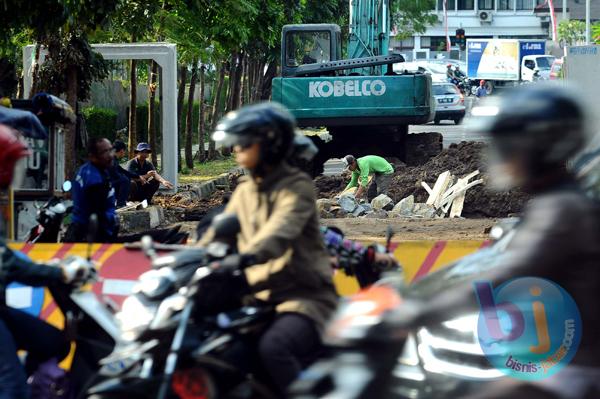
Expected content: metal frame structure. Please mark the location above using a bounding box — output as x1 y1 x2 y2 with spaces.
22 43 178 188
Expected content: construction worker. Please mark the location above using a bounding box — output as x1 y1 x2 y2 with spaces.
109 140 140 208
342 154 394 201
126 142 174 203
475 80 487 98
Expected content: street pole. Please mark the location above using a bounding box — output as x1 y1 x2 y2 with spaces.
562 0 566 20
586 0 591 44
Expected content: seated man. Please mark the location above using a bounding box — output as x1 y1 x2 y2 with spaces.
125 142 174 203
108 140 140 208
342 154 394 202
64 137 118 243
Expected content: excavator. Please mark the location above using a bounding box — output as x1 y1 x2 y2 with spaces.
272 0 434 174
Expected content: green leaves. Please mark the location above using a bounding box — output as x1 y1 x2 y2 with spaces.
392 0 437 40
558 20 586 46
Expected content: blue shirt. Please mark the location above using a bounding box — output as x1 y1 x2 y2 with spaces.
72 162 117 236
475 86 487 98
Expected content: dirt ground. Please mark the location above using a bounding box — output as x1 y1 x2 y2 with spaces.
321 217 495 242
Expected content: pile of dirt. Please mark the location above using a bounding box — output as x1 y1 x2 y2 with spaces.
155 189 230 224
317 141 529 218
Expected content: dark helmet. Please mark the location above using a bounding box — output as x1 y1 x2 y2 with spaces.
212 102 296 166
467 83 587 175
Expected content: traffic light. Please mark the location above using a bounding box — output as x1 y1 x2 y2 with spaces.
455 28 466 49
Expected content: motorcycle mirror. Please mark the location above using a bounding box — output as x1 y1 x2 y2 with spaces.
62 180 72 193
385 226 394 253
87 214 98 261
211 213 240 240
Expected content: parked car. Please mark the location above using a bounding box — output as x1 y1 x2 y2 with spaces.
432 82 465 125
550 58 563 80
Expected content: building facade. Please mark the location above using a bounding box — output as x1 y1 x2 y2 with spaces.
390 0 600 60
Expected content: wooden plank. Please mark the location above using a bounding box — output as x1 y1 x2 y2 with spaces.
421 182 433 196
439 179 484 209
425 171 452 207
449 179 468 218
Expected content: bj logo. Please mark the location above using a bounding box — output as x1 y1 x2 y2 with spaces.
474 277 581 380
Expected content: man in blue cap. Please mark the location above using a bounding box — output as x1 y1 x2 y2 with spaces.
125 142 174 203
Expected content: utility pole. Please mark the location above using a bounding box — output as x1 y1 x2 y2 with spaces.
586 0 591 44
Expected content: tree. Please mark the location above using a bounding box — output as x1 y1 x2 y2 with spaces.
185 59 198 169
392 0 438 40
558 20 586 46
148 60 159 165
197 64 206 162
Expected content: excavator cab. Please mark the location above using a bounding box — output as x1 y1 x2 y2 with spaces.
281 24 341 77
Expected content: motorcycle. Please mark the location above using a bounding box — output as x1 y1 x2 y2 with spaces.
26 180 188 244
290 219 519 398
86 213 281 399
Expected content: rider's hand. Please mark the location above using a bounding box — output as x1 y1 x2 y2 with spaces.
374 252 397 268
60 256 97 286
210 254 257 274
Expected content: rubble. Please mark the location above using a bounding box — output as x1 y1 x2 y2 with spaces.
371 194 394 211
352 204 368 217
339 195 358 213
365 210 389 219
391 195 415 217
317 141 529 218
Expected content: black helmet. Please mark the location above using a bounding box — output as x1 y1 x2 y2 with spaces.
212 102 296 166
467 84 587 173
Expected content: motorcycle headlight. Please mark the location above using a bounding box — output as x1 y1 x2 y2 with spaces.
117 295 157 341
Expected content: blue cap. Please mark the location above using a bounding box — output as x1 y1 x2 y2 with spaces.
134 142 151 152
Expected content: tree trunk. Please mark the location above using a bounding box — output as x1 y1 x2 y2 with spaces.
209 63 226 160
232 51 244 110
259 61 277 100
197 64 206 163
64 66 78 180
176 65 188 172
148 61 159 165
185 60 198 170
239 53 247 106
128 59 138 159
226 51 237 112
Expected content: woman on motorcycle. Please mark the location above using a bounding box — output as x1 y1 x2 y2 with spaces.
199 102 338 394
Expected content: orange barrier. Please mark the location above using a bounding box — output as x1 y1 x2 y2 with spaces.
8 241 488 328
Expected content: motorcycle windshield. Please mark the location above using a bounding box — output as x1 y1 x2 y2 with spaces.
0 107 47 139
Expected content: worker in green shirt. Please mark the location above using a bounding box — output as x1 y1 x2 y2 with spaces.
341 154 394 201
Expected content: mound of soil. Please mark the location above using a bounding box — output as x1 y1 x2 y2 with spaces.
318 141 529 218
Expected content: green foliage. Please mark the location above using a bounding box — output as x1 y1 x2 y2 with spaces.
558 20 586 46
178 156 237 183
82 106 118 140
38 34 109 101
393 0 437 40
592 22 600 44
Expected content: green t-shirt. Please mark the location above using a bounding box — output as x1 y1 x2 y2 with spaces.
345 155 394 190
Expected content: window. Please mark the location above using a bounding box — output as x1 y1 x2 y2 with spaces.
524 59 535 69
285 31 331 67
478 0 494 9
498 0 514 10
516 0 534 9
536 56 555 69
437 0 456 10
433 84 460 95
458 0 475 10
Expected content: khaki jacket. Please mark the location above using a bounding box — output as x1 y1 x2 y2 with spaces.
200 163 338 331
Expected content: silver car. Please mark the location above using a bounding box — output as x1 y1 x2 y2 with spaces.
433 83 466 125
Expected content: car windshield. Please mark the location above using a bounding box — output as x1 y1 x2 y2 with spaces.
536 56 555 70
433 85 457 95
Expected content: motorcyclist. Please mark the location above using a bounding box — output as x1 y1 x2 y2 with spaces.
0 125 94 399
446 64 457 84
200 102 338 394
454 65 466 79
392 83 600 398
